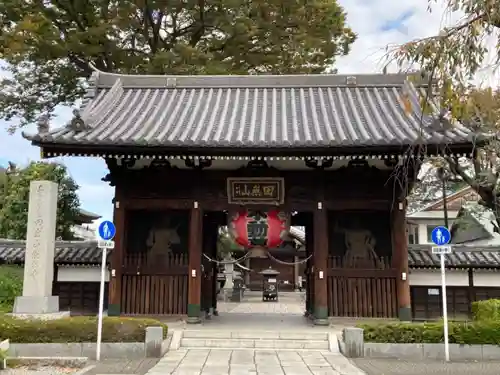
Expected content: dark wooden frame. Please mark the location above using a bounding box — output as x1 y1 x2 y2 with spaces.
103 158 415 319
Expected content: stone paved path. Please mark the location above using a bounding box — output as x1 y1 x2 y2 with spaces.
352 358 500 374
145 349 364 375
217 292 305 315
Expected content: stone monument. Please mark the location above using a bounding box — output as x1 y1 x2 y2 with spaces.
12 180 69 318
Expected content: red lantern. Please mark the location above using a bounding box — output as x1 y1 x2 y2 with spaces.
229 210 289 249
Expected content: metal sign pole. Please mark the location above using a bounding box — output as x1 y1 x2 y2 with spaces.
96 246 107 361
431 226 452 363
440 252 450 362
95 220 116 362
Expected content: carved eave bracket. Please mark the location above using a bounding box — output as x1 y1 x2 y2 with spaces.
184 158 212 169
304 158 334 170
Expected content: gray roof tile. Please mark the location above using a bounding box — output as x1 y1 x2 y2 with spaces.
1 240 498 269
408 244 500 268
0 240 109 264
25 73 474 149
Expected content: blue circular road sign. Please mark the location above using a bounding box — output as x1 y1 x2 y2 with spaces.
97 220 116 241
431 226 451 246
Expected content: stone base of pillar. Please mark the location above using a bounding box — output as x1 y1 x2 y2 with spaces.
107 303 120 316
398 306 412 321
12 296 65 315
187 303 201 324
313 318 329 326
314 306 329 326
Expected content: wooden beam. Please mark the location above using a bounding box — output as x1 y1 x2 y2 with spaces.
313 189 329 325
187 202 203 324
305 218 314 317
391 200 411 321
108 193 126 316
467 268 474 318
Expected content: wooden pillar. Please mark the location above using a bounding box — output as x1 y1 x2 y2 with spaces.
313 202 329 325
187 201 203 324
467 268 474 318
392 200 411 321
108 196 126 316
202 218 217 317
305 215 314 316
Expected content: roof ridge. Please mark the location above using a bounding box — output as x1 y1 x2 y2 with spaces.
94 72 421 89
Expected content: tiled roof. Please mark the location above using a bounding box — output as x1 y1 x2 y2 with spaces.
23 73 474 150
408 244 500 268
0 240 110 265
2 240 497 269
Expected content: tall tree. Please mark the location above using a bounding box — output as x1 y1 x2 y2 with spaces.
0 162 80 240
387 0 500 229
0 0 356 129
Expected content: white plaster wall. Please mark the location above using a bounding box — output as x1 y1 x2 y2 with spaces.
409 269 468 286
473 270 500 287
57 267 110 282
410 269 500 286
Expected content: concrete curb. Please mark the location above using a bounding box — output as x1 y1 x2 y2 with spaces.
364 342 500 361
328 333 340 353
339 327 500 361
6 326 169 360
0 339 9 351
8 340 171 359
169 330 183 351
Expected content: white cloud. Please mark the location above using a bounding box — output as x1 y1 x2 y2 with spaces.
335 0 489 76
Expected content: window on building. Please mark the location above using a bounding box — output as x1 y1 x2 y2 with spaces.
407 225 419 244
426 225 440 242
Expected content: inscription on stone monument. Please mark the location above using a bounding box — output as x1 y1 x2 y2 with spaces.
22 181 57 297
28 184 45 281
13 180 62 315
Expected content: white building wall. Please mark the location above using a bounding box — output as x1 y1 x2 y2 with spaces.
473 270 500 287
409 269 468 286
409 269 500 286
57 267 109 282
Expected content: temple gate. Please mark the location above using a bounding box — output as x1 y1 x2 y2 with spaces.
23 72 473 323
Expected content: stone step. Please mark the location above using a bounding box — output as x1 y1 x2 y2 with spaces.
182 330 329 341
180 338 330 350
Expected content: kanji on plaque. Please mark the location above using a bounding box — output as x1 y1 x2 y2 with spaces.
227 177 284 205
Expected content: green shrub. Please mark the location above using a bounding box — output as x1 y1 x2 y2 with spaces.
0 315 168 343
358 320 500 345
472 299 500 321
0 266 23 313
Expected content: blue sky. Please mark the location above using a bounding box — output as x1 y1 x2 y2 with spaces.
0 117 114 220
0 2 467 221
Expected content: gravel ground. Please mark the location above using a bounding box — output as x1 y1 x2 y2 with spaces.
84 359 160 375
352 358 500 375
0 365 80 375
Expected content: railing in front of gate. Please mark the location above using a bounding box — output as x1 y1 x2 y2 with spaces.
327 256 398 318
121 252 188 315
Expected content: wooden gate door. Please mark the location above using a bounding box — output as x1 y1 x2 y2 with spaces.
121 253 189 315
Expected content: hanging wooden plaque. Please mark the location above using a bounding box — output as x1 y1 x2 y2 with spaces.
227 177 285 205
